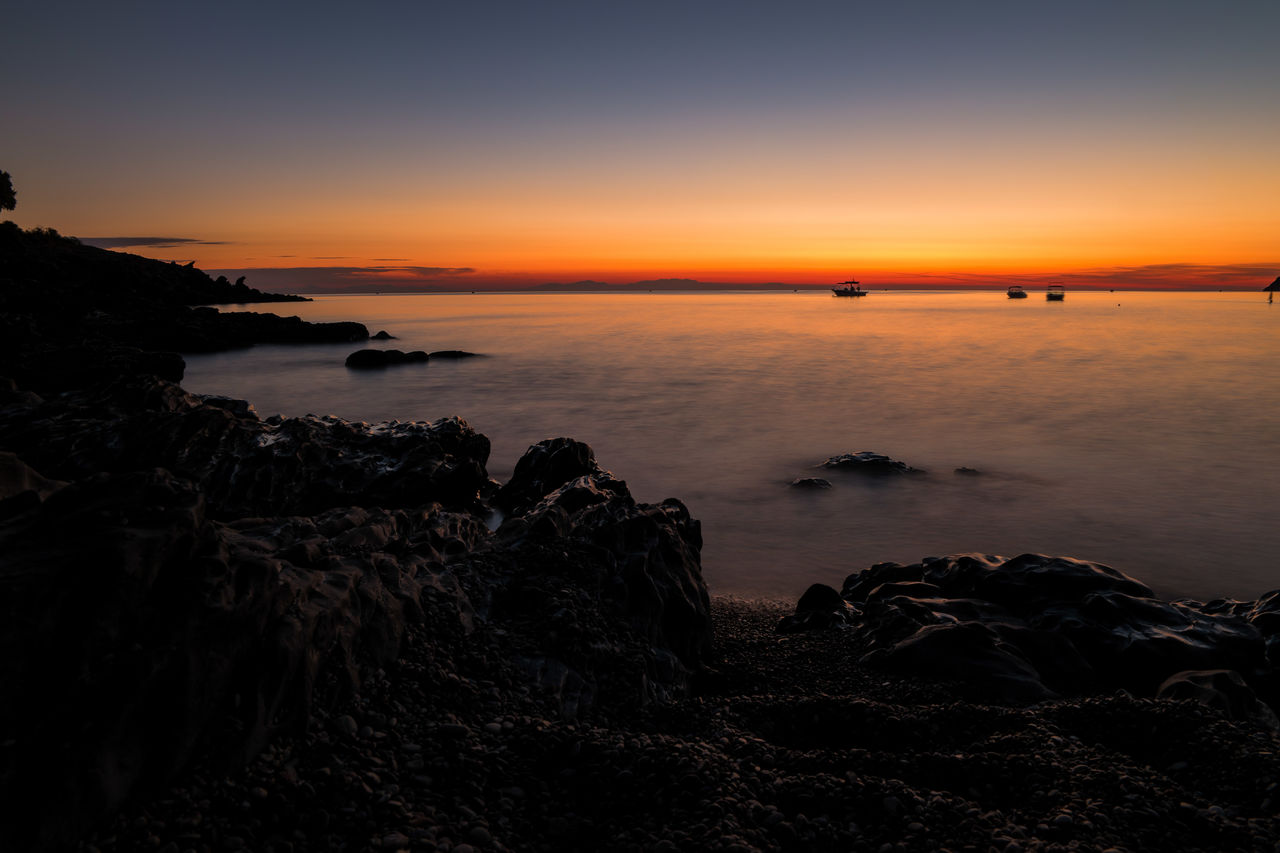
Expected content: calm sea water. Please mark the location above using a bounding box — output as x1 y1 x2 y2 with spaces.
183 291 1280 601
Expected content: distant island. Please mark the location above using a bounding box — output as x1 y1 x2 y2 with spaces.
528 278 819 291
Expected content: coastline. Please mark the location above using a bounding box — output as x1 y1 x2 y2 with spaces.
2 230 1279 851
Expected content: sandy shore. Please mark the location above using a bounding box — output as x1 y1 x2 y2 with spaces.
83 597 1280 853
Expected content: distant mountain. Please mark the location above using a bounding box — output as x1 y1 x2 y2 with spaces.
528 280 616 291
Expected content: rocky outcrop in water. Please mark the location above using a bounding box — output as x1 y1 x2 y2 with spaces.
822 451 919 474
345 348 430 369
779 553 1280 715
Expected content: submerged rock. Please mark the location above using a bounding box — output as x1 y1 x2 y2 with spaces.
822 451 919 474
344 348 430 369
790 477 832 489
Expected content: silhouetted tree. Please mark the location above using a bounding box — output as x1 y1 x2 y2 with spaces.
0 171 14 213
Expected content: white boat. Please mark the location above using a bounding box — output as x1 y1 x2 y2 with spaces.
1046 284 1065 301
1007 285 1027 299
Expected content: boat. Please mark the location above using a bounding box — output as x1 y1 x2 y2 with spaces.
1046 284 1065 301
832 278 867 297
1007 286 1027 299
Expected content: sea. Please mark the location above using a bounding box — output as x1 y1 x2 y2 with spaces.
182 290 1280 602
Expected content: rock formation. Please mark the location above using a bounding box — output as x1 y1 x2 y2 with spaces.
779 553 1280 715
0 375 712 849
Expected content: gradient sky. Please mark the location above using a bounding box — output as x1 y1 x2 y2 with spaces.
5 0 1279 290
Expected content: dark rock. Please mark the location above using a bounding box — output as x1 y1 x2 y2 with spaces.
0 451 66 520
428 350 481 359
1157 669 1280 729
0 375 491 518
777 583 855 633
796 583 845 613
783 552 1277 709
789 477 832 489
0 466 486 849
371 330 396 340
954 466 981 475
344 348 429 369
863 621 1056 703
821 451 919 474
486 439 712 712
494 437 600 517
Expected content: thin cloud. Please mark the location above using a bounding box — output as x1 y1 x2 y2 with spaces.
904 264 1279 289
206 265 476 294
79 236 232 249
1063 263 1280 289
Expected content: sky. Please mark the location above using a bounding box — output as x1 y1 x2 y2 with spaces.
5 0 1279 291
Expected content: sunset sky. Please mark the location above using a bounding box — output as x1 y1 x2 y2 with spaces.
6 0 1279 290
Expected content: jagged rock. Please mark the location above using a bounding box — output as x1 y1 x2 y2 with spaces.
494 437 600 517
822 451 919 474
0 374 491 518
345 348 429 369
484 439 712 714
781 553 1277 709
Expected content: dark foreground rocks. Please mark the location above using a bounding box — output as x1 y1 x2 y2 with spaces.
0 378 710 850
82 599 1280 853
779 553 1280 723
2 377 1278 851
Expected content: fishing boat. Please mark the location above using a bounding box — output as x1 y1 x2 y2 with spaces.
1046 284 1065 301
833 278 867 297
1007 285 1027 299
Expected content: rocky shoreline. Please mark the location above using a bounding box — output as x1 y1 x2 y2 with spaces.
80 596 1280 852
2 228 1278 851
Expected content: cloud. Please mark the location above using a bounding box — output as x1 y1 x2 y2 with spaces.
78 236 232 249
1063 263 1280 288
907 264 1279 289
205 265 476 293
